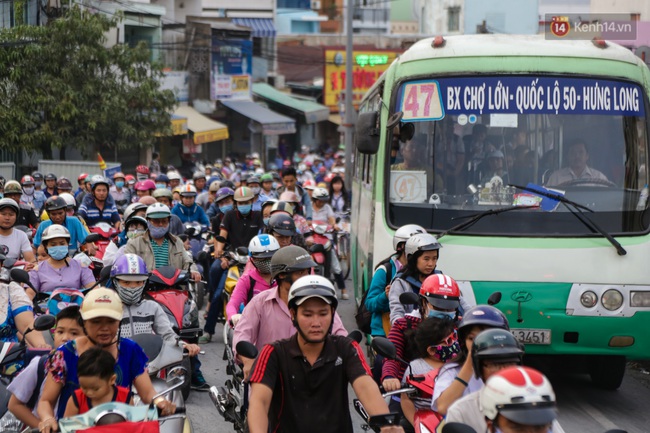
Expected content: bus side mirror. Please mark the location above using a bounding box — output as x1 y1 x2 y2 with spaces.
355 111 380 155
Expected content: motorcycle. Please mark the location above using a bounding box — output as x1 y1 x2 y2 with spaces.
308 221 333 278
0 314 55 432
212 236 249 323
130 333 190 431
184 222 208 310
209 339 258 433
334 213 351 280
354 336 442 433
87 222 119 260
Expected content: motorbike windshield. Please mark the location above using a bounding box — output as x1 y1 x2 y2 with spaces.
386 75 650 236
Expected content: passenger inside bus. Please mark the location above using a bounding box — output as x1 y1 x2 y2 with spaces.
545 140 609 187
434 122 465 194
392 133 443 194
480 150 510 185
463 124 496 185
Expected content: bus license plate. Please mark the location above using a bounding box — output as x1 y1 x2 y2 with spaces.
512 329 551 345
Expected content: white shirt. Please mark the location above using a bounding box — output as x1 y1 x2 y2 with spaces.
431 362 483 412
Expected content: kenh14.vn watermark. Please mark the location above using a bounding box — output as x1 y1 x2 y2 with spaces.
545 14 637 40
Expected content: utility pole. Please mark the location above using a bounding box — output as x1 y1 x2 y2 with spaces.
343 0 355 190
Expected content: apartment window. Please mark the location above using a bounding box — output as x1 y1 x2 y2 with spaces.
448 7 460 32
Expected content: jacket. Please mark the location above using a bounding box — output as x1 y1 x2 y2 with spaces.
78 192 120 227
364 256 400 336
123 231 197 274
171 203 210 226
225 267 276 320
120 299 180 346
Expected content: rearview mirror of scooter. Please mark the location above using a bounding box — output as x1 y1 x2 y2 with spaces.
399 291 420 306
236 341 259 359
83 233 101 244
10 268 32 287
487 291 502 306
309 244 325 253
198 251 208 262
442 422 478 433
34 314 56 331
371 337 397 360
348 329 363 343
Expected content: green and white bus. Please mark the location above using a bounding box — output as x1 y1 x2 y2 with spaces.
351 34 650 389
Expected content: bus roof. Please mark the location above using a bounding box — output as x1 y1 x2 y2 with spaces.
398 34 642 66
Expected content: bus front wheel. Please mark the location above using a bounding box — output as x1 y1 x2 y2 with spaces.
589 355 626 390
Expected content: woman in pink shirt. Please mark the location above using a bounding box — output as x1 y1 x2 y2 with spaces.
226 234 280 325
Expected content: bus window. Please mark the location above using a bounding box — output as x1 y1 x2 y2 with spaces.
386 75 650 235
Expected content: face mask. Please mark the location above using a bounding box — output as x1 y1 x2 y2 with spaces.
115 181 125 188
219 203 233 213
48 245 69 261
156 183 166 189
432 341 461 362
428 310 456 320
238 204 252 215
147 222 169 239
126 229 145 239
115 280 145 306
23 186 34 195
251 187 261 195
263 217 270 226
35 181 42 188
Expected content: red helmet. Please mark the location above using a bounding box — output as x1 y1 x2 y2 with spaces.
420 274 461 310
77 173 89 182
136 165 150 175
125 174 135 184
324 173 335 183
283 159 291 167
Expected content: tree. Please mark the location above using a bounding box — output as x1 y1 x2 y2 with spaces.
0 6 176 159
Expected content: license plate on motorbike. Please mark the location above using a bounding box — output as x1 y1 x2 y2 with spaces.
512 329 551 345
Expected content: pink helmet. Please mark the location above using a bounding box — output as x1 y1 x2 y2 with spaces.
135 179 156 191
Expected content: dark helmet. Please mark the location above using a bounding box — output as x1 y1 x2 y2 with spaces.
220 180 236 190
268 213 296 237
270 245 317 280
32 171 43 181
56 177 73 191
44 196 67 212
44 173 57 181
458 305 510 333
471 328 524 378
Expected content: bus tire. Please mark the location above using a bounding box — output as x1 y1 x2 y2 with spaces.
589 355 626 390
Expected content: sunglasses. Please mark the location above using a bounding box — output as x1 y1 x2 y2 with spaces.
431 331 458 348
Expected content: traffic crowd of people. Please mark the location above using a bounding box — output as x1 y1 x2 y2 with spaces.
0 148 563 433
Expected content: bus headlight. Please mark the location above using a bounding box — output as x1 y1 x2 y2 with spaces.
631 291 650 307
601 289 624 311
580 291 598 308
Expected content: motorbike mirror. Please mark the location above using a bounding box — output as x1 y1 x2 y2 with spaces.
399 291 420 306
348 329 363 344
215 235 227 244
3 258 16 268
10 268 31 286
197 251 208 262
371 337 397 360
95 410 127 426
236 341 259 359
83 233 101 244
235 246 249 256
487 291 502 306
442 423 478 433
34 314 56 331
309 244 325 254
99 265 113 284
166 365 187 384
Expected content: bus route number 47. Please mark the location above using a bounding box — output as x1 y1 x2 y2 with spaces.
401 81 445 121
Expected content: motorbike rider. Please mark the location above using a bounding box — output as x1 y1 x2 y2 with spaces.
135 164 150 181
267 213 297 248
276 166 313 221
74 174 88 199
206 186 234 220
33 196 90 256
133 179 156 202
259 173 277 201
152 188 184 235
366 224 426 338
171 184 210 226
0 198 37 264
432 305 511 416
102 215 148 267
245 175 265 211
112 254 208 391
56 178 73 196
32 172 44 191
233 245 347 379
247 274 403 433
37 288 176 428
192 170 207 194
77 175 121 229
74 176 92 207
480 366 559 433
167 171 182 189
20 175 46 214
27 225 95 298
225 234 280 327
196 178 219 211
109 171 132 212
123 203 200 281
154 173 169 190
43 173 58 199
4 180 39 229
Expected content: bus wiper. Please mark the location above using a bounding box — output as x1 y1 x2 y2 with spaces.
508 184 627 256
437 205 537 240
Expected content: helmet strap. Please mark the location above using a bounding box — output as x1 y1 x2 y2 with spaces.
84 326 120 348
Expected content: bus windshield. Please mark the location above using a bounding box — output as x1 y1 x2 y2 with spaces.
387 75 650 236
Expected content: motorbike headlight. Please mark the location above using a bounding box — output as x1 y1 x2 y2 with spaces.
601 289 624 311
580 291 598 308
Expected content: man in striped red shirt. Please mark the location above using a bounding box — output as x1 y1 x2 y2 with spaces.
247 275 403 433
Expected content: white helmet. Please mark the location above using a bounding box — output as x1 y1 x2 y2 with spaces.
481 366 557 425
59 193 76 208
393 224 426 250
404 233 441 259
248 234 280 259
146 203 171 219
312 187 330 201
124 202 148 222
288 275 338 310
167 171 182 181
41 224 71 242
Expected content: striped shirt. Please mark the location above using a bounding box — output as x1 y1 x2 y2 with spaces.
151 238 170 269
78 201 120 227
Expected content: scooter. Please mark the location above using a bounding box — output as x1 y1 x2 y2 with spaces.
209 340 258 433
184 222 208 311
213 236 249 322
87 222 119 260
308 221 332 278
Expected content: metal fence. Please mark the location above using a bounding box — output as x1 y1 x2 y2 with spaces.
0 163 15 180
38 161 120 182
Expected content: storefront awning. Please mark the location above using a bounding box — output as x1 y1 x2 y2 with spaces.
232 18 276 38
328 114 341 125
252 83 330 124
174 106 229 144
220 99 296 135
171 114 188 135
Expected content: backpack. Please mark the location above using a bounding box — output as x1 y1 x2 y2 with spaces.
26 355 48 410
355 262 395 334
